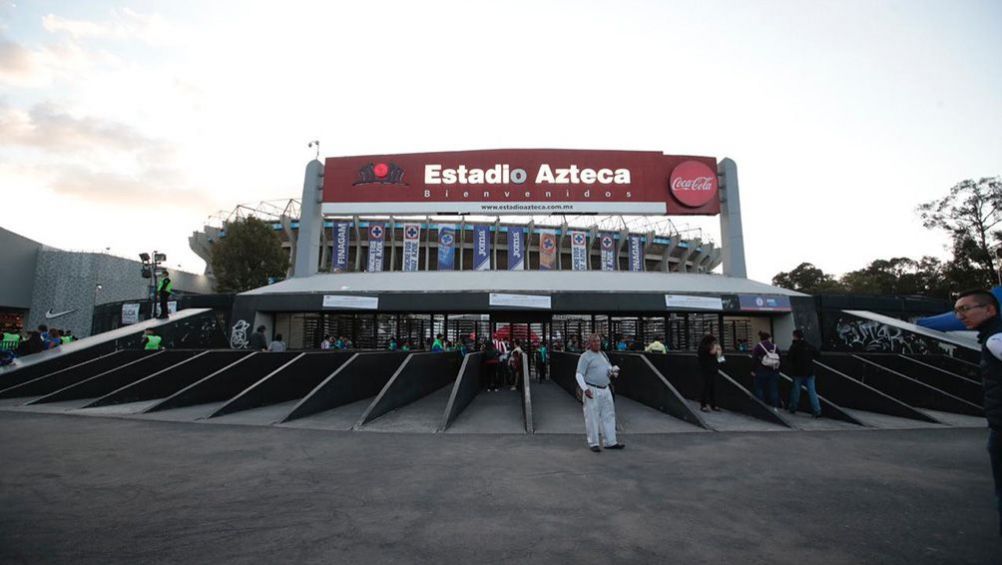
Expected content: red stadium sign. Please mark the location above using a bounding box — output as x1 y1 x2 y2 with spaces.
321 149 719 216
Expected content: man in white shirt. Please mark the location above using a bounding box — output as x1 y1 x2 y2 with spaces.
575 333 624 452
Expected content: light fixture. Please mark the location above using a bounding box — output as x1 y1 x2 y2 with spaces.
139 252 150 262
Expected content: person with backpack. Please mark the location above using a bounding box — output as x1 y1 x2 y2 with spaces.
752 331 782 411
787 329 822 418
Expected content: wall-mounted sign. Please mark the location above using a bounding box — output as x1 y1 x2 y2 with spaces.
665 294 723 311
739 295 792 312
121 303 140 325
321 149 719 216
489 293 552 309
322 295 379 310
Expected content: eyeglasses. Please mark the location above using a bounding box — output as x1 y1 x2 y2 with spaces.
954 303 988 315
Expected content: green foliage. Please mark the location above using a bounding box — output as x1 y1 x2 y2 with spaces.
771 262 844 293
210 217 290 293
773 176 1001 298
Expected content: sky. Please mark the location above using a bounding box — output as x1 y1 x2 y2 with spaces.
1 0 1000 283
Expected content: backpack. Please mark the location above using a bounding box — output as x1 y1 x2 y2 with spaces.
760 344 781 370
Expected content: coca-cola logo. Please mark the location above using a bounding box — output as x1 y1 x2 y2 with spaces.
669 160 718 208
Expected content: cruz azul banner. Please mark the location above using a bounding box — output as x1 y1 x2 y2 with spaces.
438 225 456 271
508 227 525 271
473 225 491 271
332 221 351 273
628 235 644 272
367 222 385 272
570 231 588 271
539 230 557 270
599 232 616 272
321 149 719 216
402 223 420 272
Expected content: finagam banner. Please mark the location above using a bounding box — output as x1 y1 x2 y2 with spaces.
321 149 719 216
332 222 351 273
628 235 643 272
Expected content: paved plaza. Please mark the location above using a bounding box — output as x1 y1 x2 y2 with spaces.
0 410 998 564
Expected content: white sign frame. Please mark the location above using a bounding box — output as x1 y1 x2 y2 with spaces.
489 293 552 310
322 295 379 310
664 294 723 311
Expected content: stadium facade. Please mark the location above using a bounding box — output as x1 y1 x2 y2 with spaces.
190 149 811 352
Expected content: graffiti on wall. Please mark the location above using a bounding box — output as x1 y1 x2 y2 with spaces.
229 320 250 349
831 316 953 355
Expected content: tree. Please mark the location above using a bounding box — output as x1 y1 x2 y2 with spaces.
210 217 290 292
840 256 949 297
918 176 1002 288
772 262 844 293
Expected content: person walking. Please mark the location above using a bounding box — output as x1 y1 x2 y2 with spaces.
575 333 624 452
432 333 445 352
787 329 821 418
535 342 548 383
249 325 268 352
697 334 722 412
157 271 173 319
509 340 524 391
954 289 1002 536
268 333 287 352
752 331 781 410
482 340 501 391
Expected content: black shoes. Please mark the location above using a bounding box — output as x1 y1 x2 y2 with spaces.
590 446 601 453
605 444 625 450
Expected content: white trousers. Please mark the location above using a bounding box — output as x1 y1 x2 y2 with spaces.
583 386 618 447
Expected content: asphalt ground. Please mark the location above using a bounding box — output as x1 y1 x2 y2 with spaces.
0 411 998 564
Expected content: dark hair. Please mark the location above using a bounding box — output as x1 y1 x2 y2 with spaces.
758 331 771 340
793 329 804 339
274 333 283 341
699 334 717 349
256 325 266 332
957 289 1000 315
38 324 48 332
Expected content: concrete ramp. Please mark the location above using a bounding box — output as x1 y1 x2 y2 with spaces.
859 354 983 406
84 351 252 408
647 353 791 429
607 352 707 429
0 308 216 380
355 352 463 429
280 352 409 424
29 351 196 404
821 354 982 417
0 351 151 399
208 352 353 420
145 352 298 413
441 352 484 431
813 360 941 423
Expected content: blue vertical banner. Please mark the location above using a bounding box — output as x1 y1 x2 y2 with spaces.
508 227 525 271
473 225 491 271
570 231 588 271
628 235 644 272
367 222 385 272
438 225 456 271
332 221 351 273
599 232 616 272
403 223 420 272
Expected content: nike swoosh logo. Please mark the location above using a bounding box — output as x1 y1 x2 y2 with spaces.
45 308 77 319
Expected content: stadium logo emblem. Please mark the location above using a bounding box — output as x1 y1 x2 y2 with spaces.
542 238 556 251
353 161 407 186
405 225 420 239
369 224 384 239
572 233 586 246
441 232 454 246
601 235 614 249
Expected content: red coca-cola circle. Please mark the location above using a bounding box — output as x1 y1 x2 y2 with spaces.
669 161 718 208
373 163 389 178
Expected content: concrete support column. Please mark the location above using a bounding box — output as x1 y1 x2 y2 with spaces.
718 158 747 278
293 160 324 278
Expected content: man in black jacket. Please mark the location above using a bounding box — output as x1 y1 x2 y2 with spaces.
954 288 1002 536
787 329 821 418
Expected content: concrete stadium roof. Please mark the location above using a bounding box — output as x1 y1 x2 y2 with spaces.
241 271 806 297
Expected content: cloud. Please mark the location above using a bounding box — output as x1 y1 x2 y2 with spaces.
0 32 111 87
42 9 180 45
44 163 211 209
0 101 166 153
